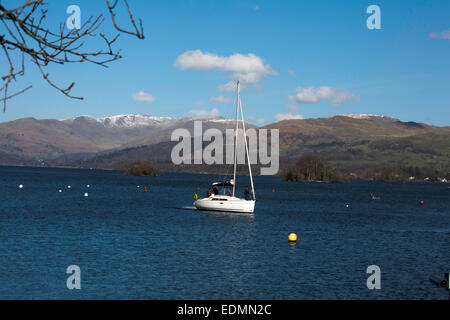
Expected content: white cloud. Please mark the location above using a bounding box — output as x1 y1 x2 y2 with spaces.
188 108 220 118
274 104 304 122
247 116 266 125
218 81 239 92
132 91 156 103
429 29 450 40
209 96 234 104
429 29 450 39
288 86 360 105
174 50 276 91
274 113 304 121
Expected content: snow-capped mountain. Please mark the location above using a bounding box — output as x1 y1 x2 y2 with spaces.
340 114 399 122
64 114 176 128
98 114 175 128
202 118 236 123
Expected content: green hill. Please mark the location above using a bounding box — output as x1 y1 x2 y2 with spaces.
66 116 450 180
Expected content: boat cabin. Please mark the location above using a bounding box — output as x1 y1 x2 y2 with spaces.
210 181 233 197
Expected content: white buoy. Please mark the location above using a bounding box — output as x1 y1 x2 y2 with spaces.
67 185 71 189
58 189 62 193
346 204 350 208
19 184 24 189
84 193 88 197
137 185 140 188
87 185 90 188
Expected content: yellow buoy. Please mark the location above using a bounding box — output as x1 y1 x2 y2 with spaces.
194 193 198 200
288 233 298 242
193 202 196 206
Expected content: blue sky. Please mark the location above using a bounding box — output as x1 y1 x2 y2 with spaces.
2 0 449 125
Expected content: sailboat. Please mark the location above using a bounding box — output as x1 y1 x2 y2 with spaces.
194 81 256 214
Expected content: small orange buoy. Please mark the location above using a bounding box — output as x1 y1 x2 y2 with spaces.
420 200 424 205
272 189 275 193
144 186 148 192
197 187 200 191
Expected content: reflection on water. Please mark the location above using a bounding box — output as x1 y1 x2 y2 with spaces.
197 210 256 218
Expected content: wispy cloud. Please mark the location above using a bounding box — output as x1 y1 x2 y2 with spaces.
274 113 304 121
275 105 303 122
174 50 276 91
429 29 450 40
132 91 156 103
188 108 220 118
288 86 360 106
209 96 234 104
218 82 238 92
254 5 260 11
288 70 296 77
247 116 266 125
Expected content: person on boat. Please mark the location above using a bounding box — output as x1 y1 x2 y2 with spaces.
244 186 250 200
213 186 219 195
206 188 212 197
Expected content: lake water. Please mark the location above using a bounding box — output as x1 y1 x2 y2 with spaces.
0 166 449 299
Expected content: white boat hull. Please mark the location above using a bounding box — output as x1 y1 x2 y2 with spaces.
194 196 255 214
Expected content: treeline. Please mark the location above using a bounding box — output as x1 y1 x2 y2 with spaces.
281 154 450 183
281 154 349 183
125 161 161 176
374 165 449 183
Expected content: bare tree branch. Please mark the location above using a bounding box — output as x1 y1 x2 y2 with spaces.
106 0 144 39
0 0 145 111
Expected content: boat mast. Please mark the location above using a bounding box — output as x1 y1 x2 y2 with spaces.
232 81 240 197
239 97 256 200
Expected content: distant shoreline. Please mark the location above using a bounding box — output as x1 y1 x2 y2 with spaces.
1 164 449 184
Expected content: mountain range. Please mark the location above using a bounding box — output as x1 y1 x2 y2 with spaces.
0 113 449 177
0 114 255 164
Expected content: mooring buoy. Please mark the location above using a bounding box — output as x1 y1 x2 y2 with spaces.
288 233 298 242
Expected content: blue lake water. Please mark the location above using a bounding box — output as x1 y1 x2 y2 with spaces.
0 166 449 299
